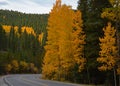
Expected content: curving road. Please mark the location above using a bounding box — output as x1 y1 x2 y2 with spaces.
0 74 93 86
0 76 8 86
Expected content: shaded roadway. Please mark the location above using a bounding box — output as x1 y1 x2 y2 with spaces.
1 74 94 86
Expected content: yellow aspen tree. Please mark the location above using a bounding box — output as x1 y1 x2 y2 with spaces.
5 64 12 74
73 11 86 72
2 25 36 36
19 61 28 73
97 22 117 71
117 68 120 74
38 32 44 45
21 26 36 36
101 1 120 73
42 0 86 81
11 60 19 73
2 25 11 33
58 4 75 80
42 0 61 80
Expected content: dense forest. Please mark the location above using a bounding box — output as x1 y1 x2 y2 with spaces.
0 10 48 74
0 0 120 86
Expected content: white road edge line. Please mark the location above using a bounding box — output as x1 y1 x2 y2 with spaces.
21 76 48 86
3 76 14 86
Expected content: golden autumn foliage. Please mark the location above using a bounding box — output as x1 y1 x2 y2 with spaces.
2 25 44 43
2 25 36 36
33 67 38 74
101 8 116 21
3 60 39 74
5 64 12 73
42 0 62 79
28 63 38 73
19 61 28 72
97 23 117 71
117 67 120 74
38 32 44 45
2 25 12 33
21 26 36 36
42 0 86 80
73 10 86 72
57 4 75 80
11 60 19 73
101 0 120 22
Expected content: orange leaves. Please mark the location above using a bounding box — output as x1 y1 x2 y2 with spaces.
2 25 44 43
101 8 116 21
97 56 116 71
103 22 116 37
42 0 86 80
38 32 44 45
72 10 86 72
97 22 117 71
3 25 18 33
19 61 28 71
117 67 120 75
11 60 19 72
98 65 108 71
101 0 120 22
43 0 73 80
2 25 36 36
5 64 12 73
73 10 83 28
2 25 11 33
21 26 36 36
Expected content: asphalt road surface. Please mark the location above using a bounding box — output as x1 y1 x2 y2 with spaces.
0 76 7 86
0 74 94 86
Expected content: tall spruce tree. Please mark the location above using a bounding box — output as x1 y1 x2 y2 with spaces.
77 0 112 84
77 0 88 21
0 24 7 51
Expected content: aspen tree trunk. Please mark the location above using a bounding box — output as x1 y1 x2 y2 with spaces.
113 68 117 86
58 56 60 81
87 67 90 84
115 0 120 85
116 21 120 86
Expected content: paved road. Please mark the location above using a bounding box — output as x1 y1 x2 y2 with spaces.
0 76 8 86
1 74 94 86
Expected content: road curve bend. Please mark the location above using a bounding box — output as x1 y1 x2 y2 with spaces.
1 74 94 86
